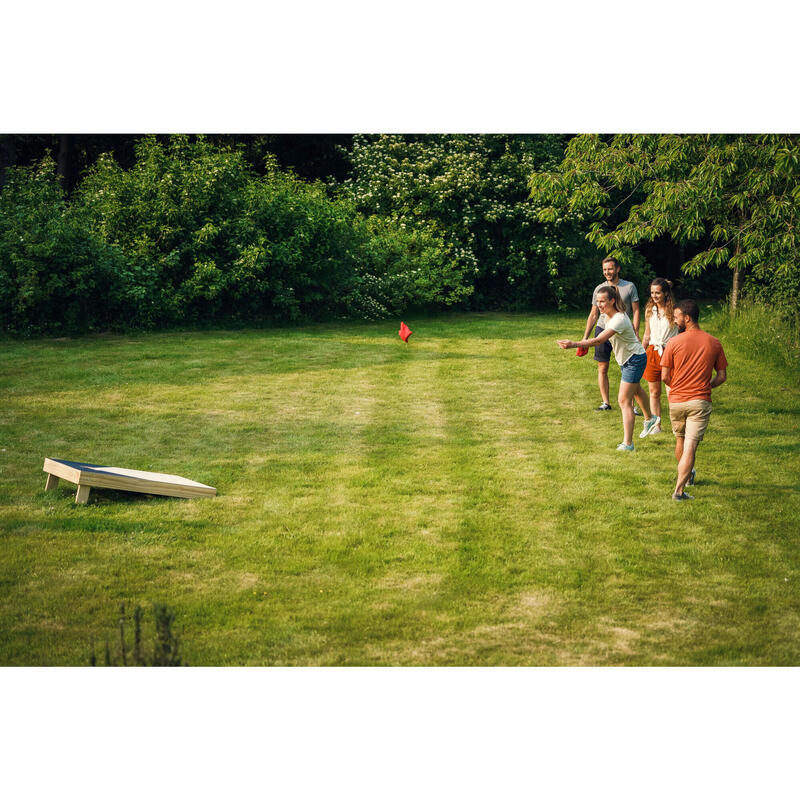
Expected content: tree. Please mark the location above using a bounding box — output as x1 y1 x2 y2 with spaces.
528 134 800 324
341 134 610 310
2 134 352 190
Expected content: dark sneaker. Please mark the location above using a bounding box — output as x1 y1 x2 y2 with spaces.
687 468 696 486
672 492 694 501
633 406 643 416
595 403 613 411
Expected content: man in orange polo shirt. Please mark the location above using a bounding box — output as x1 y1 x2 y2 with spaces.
660 299 728 501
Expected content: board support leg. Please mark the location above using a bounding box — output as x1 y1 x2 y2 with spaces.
45 473 60 491
75 485 91 504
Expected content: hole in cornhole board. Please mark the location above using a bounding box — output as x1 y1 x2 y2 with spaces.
43 457 217 505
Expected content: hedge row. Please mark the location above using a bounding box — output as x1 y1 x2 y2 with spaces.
1 137 453 335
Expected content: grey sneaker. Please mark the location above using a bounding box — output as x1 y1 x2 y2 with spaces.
596 402 613 411
633 406 643 417
672 492 694 501
639 416 659 438
616 442 635 451
687 468 696 486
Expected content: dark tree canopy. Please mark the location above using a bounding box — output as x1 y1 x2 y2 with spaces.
529 134 800 321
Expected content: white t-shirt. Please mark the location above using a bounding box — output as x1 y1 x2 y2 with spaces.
648 305 678 354
606 312 646 366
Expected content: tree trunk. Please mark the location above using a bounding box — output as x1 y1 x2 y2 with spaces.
731 263 742 314
56 134 75 193
730 209 746 315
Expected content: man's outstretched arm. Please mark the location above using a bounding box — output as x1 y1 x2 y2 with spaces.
583 305 599 341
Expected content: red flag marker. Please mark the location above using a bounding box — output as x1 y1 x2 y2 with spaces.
399 321 413 342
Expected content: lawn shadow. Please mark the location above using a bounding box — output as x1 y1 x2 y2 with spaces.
91 489 183 506
43 486 190 506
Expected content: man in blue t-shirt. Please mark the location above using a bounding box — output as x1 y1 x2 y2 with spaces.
580 257 641 411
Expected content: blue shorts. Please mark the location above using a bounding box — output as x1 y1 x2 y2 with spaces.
593 325 612 362
620 352 647 383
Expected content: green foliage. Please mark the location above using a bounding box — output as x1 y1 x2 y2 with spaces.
91 603 184 666
1 136 458 334
226 162 441 322
0 158 131 335
342 134 602 310
77 136 256 327
76 135 464 326
709 300 800 381
14 134 795 336
529 134 800 320
341 214 452 318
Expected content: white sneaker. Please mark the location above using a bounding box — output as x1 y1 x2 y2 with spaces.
639 416 660 438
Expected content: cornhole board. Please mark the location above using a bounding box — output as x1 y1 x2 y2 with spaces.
43 458 217 505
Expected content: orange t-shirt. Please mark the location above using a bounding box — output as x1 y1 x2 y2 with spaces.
660 328 728 403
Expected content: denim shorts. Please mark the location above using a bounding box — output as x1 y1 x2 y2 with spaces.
620 352 647 383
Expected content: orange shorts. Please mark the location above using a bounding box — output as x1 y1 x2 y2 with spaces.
643 345 664 383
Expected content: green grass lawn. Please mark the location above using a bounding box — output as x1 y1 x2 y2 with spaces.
1 311 799 665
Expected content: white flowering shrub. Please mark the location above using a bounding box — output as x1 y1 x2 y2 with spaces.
341 134 602 310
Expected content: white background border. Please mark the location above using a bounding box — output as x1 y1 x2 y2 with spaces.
2 3 797 796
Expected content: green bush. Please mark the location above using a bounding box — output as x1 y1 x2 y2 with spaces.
2 135 632 335
342 214 458 319
74 136 448 327
229 166 367 321
0 158 131 335
76 135 254 327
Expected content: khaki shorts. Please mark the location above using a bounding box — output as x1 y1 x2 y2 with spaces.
669 399 713 441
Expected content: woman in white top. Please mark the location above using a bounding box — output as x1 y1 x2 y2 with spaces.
558 285 656 450
641 278 679 436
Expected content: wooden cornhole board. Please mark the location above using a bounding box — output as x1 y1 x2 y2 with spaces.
43 458 217 504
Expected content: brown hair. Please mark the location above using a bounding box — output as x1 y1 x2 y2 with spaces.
596 285 626 315
676 298 700 322
601 257 620 270
645 277 675 322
